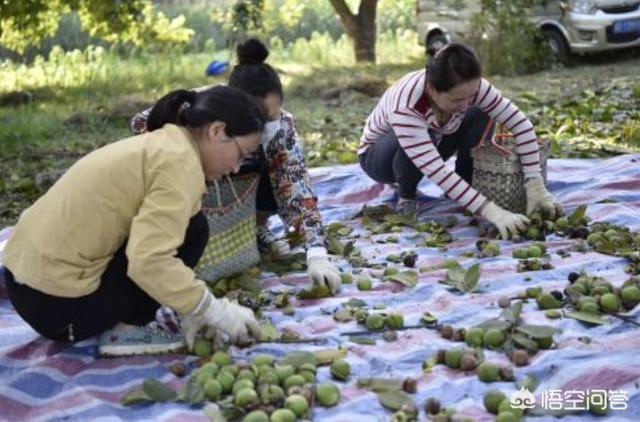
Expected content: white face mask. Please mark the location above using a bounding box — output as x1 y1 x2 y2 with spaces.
260 120 280 145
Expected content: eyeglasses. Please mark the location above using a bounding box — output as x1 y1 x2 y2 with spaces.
232 137 254 165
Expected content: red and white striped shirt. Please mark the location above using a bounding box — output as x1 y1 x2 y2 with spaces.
359 69 541 213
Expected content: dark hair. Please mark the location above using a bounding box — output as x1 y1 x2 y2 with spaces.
146 85 265 136
426 42 482 92
228 38 283 100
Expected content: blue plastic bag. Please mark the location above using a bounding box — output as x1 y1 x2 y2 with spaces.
205 60 229 76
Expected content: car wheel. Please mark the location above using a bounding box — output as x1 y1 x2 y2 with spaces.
427 33 448 57
543 28 570 63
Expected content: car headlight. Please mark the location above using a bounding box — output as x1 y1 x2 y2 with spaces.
569 0 598 14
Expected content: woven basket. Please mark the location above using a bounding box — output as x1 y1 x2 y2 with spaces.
196 172 260 283
471 127 549 214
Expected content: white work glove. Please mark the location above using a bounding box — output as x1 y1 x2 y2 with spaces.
481 202 530 240
180 291 261 350
269 238 291 259
306 247 341 295
525 176 564 219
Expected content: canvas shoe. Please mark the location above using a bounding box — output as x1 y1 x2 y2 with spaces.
98 322 186 357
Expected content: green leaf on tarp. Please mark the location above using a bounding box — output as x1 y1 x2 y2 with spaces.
349 336 376 345
568 204 587 226
462 263 480 292
387 270 418 287
177 376 205 404
357 377 404 392
501 301 522 324
344 298 367 308
121 387 153 406
515 324 559 339
475 319 513 332
142 379 176 402
258 320 281 342
420 312 438 325
327 237 345 256
282 351 319 368
333 307 353 322
314 348 346 365
383 213 415 226
377 390 416 411
445 263 466 284
297 285 331 299
512 333 539 352
342 240 355 257
337 227 353 237
564 311 608 325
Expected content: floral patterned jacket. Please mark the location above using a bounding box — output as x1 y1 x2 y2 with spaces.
130 107 326 250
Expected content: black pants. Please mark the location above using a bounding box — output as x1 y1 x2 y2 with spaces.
238 148 278 215
359 107 494 199
4 211 209 343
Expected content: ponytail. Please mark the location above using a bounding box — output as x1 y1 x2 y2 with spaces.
146 85 265 136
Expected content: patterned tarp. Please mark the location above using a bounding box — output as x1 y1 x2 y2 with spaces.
1 154 639 422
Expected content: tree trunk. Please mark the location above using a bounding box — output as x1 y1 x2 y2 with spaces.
328 0 378 63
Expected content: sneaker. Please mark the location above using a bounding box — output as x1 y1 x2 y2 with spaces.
98 322 186 357
395 198 419 216
256 224 291 258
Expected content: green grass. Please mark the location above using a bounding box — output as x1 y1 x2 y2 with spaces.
1 32 640 226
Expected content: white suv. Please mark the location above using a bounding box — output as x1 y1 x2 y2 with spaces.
417 0 640 59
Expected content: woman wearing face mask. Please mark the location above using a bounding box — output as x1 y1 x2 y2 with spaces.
131 39 342 295
359 42 562 240
3 86 264 356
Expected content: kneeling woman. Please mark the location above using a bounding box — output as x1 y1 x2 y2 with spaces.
3 86 263 355
359 43 561 239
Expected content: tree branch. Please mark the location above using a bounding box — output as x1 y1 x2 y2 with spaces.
328 0 358 35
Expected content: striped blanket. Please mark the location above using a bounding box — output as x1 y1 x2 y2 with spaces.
1 154 639 421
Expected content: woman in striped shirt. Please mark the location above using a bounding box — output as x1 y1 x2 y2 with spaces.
359 43 562 239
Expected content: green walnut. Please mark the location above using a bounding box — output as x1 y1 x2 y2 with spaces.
483 243 500 256
513 248 529 259
203 379 223 401
354 309 369 323
243 410 270 422
251 354 274 367
259 384 285 406
554 217 569 231
316 382 340 407
210 351 232 367
483 389 507 414
274 364 295 384
477 362 500 382
270 408 296 422
330 359 351 381
384 267 400 277
234 387 259 408
285 394 309 417
257 371 279 386
536 336 553 349
536 293 562 310
232 379 255 395
526 227 541 240
465 327 484 348
357 276 373 290
621 285 640 307
498 399 524 418
365 313 385 330
525 286 542 299
340 273 353 284
600 293 620 311
385 313 404 330
484 328 506 348
193 338 212 357
496 412 520 422
283 374 306 391
444 349 464 369
200 362 219 376
237 368 257 382
580 301 600 314
527 245 543 258
216 371 235 393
